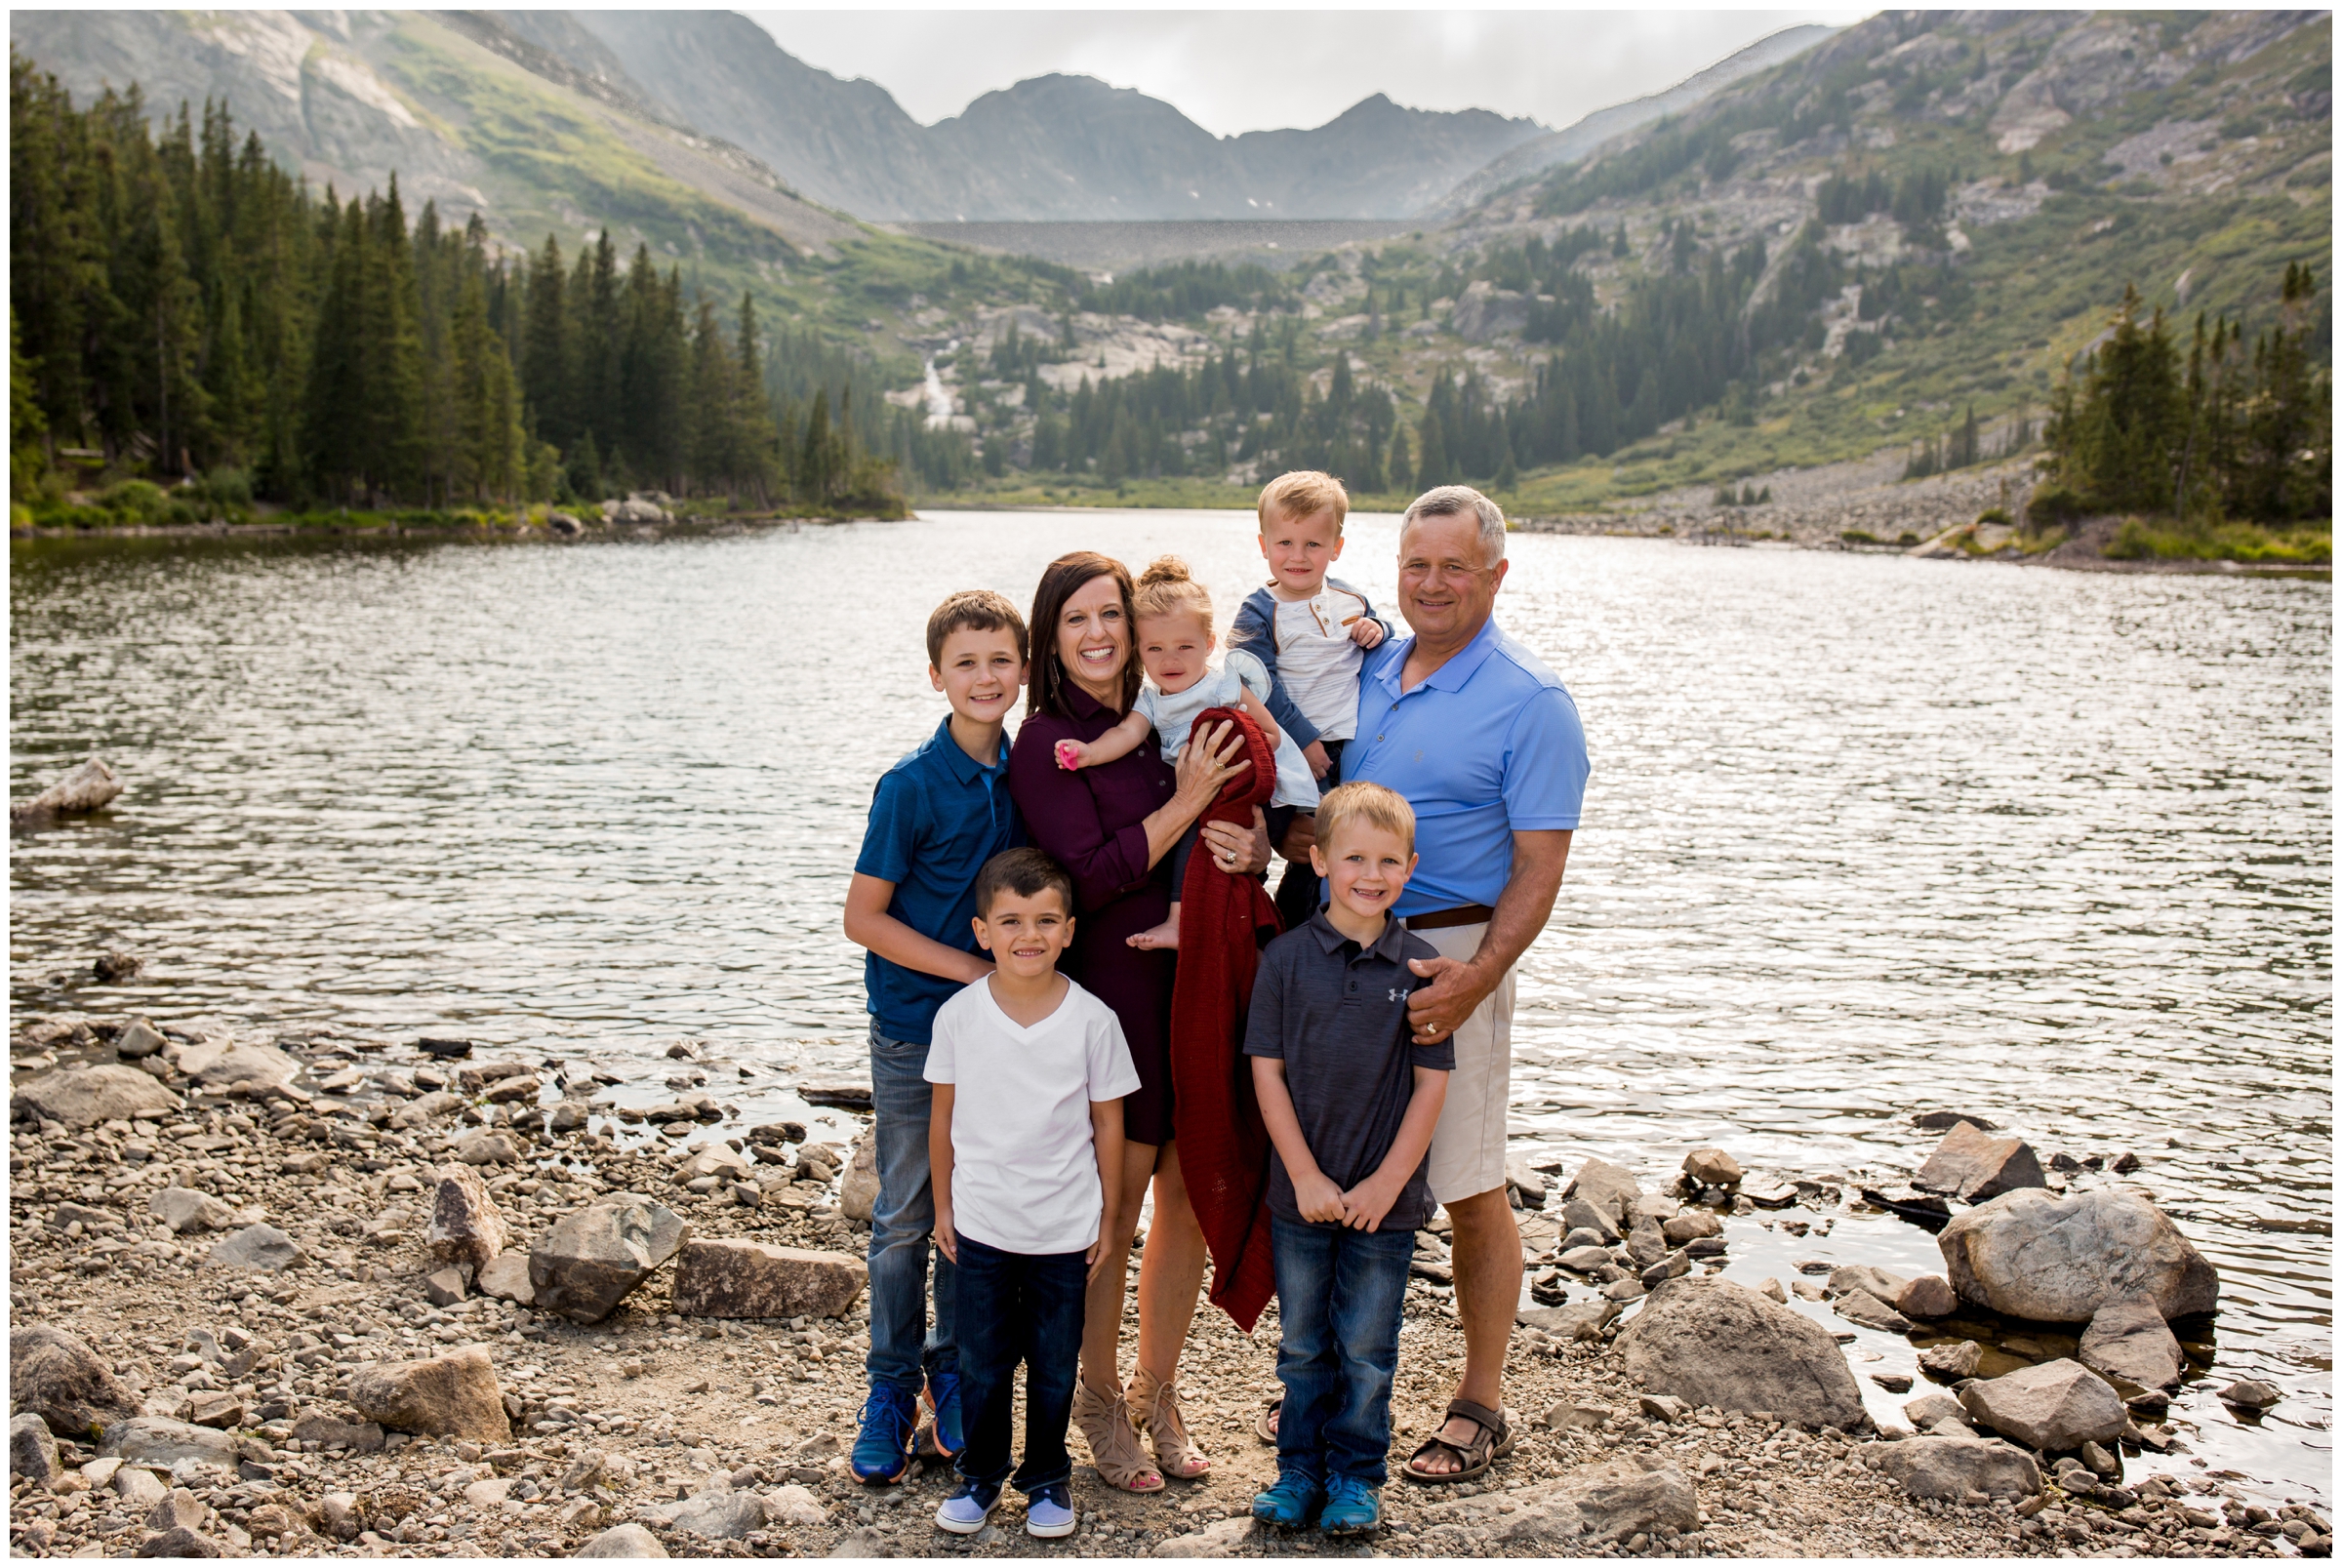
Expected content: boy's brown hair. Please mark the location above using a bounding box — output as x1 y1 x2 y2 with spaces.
926 588 1030 668
1312 781 1417 857
974 847 1075 917
1257 470 1350 535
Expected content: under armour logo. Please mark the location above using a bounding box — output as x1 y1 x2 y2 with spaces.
1389 987 1406 1002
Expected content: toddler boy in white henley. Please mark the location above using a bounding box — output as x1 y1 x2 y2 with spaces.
924 978 1139 1254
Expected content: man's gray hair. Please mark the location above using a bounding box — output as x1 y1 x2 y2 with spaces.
1399 485 1507 565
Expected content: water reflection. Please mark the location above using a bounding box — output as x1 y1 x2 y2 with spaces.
10 512 2330 1495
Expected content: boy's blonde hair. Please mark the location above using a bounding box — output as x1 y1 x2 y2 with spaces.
1258 470 1350 534
1134 555 1215 635
1312 781 1416 857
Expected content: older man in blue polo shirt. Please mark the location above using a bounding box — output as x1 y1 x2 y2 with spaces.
1285 483 1588 1483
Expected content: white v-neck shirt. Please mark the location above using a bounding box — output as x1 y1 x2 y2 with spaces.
925 977 1141 1255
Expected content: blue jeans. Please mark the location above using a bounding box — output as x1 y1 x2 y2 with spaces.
1271 1213 1412 1486
865 1023 956 1396
952 1231 1088 1496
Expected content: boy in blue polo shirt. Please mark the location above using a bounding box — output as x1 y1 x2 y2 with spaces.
841 588 1030 1484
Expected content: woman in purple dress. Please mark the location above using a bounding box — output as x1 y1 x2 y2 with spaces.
1008 550 1269 1493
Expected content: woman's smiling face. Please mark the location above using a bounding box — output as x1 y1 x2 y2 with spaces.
1057 572 1130 703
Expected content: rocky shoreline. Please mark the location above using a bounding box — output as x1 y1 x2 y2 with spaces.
7 1011 2328 1560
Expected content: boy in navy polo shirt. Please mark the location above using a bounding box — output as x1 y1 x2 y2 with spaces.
1244 782 1452 1535
842 589 1030 1483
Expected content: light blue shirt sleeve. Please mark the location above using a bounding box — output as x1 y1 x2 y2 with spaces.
1224 649 1270 704
1501 685 1591 831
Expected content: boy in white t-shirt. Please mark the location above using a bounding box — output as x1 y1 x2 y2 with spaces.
926 848 1140 1540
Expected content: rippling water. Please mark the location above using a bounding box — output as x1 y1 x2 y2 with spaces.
11 512 2330 1498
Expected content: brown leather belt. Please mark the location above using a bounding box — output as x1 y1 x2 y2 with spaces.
1407 903 1494 931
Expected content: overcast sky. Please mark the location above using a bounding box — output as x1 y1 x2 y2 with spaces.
745 9 1870 138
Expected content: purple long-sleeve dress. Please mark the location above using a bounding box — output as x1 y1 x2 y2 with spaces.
1009 684 1180 1147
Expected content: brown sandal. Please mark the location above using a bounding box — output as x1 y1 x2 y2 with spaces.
1073 1379 1164 1493
1401 1397 1515 1485
1254 1399 1279 1446
1126 1366 1210 1479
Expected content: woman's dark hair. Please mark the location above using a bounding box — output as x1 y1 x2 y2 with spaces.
1027 551 1141 719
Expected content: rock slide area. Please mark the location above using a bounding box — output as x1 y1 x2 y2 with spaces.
7 1013 2328 1559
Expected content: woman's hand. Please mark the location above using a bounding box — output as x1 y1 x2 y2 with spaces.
1198 808 1272 877
1171 718 1250 813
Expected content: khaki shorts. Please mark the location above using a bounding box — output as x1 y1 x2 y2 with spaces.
1417 921 1515 1205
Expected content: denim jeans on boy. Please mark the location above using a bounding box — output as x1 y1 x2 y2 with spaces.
1270 1212 1412 1486
951 1231 1088 1495
865 1024 957 1396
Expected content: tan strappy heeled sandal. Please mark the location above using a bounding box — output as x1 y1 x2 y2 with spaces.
1073 1379 1164 1493
1126 1365 1210 1480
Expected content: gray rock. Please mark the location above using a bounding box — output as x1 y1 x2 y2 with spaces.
663 1485 768 1539
1896 1274 1959 1319
1662 1210 1722 1246
761 1483 828 1527
530 1196 689 1323
1612 1276 1866 1429
673 1145 754 1185
10 1412 61 1483
1681 1147 1742 1186
840 1138 880 1224
671 1240 867 1320
2216 1379 2281 1411
1913 1121 2046 1203
13 1326 140 1439
452 1128 521 1165
1542 1400 1612 1431
388 1090 465 1130
1151 1514 1257 1557
1560 1226 1605 1252
476 1251 535 1306
204 1224 302 1270
1625 1217 1669 1268
146 1486 207 1533
1903 1393 1966 1428
1959 1359 2126 1451
577 1522 667 1558
1505 1157 1548 1208
115 1466 169 1508
1912 1110 1999 1132
101 1418 238 1468
1600 1276 1648 1303
1834 1288 1915 1333
2079 1300 2185 1389
11 1064 179 1128
114 1020 170 1060
424 1266 468 1307
149 1187 235 1234
1557 1197 1622 1245
1829 1264 1910 1304
1435 1453 1698 1545
175 1039 299 1091
425 1164 508 1272
1870 1435 2041 1501
1918 1340 1984 1380
1561 1158 1641 1226
289 1413 384 1453
546 1099 589 1132
2080 1438 2120 1478
1756 1277 1787 1305
1938 1187 2218 1323
1556 1244 1614 1274
137 1525 223 1557
346 1347 510 1441
1515 1301 1620 1341
1638 1393 1688 1424
826 1524 895 1557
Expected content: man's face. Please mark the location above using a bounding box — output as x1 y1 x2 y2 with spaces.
1397 511 1507 644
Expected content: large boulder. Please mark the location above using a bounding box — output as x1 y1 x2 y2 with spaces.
345 1347 509 1441
1912 1121 2046 1202
1870 1435 2041 1501
13 1326 140 1439
530 1196 688 1323
204 1224 303 1271
424 1166 508 1273
671 1241 868 1320
1429 1454 1698 1546
1958 1359 2126 1451
12 1065 179 1128
1937 1187 2217 1323
11 1412 61 1484
1611 1276 1866 1429
99 1417 238 1468
2077 1300 2185 1389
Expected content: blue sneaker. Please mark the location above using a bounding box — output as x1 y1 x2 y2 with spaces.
1025 1481 1078 1539
1251 1469 1324 1529
1318 1474 1381 1536
917 1366 964 1458
934 1475 1003 1535
850 1386 917 1485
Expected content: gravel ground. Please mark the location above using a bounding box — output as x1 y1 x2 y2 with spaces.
7 1017 2328 1559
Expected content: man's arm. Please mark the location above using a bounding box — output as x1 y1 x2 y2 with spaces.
1406 828 1572 1044
928 1082 959 1264
843 874 992 985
